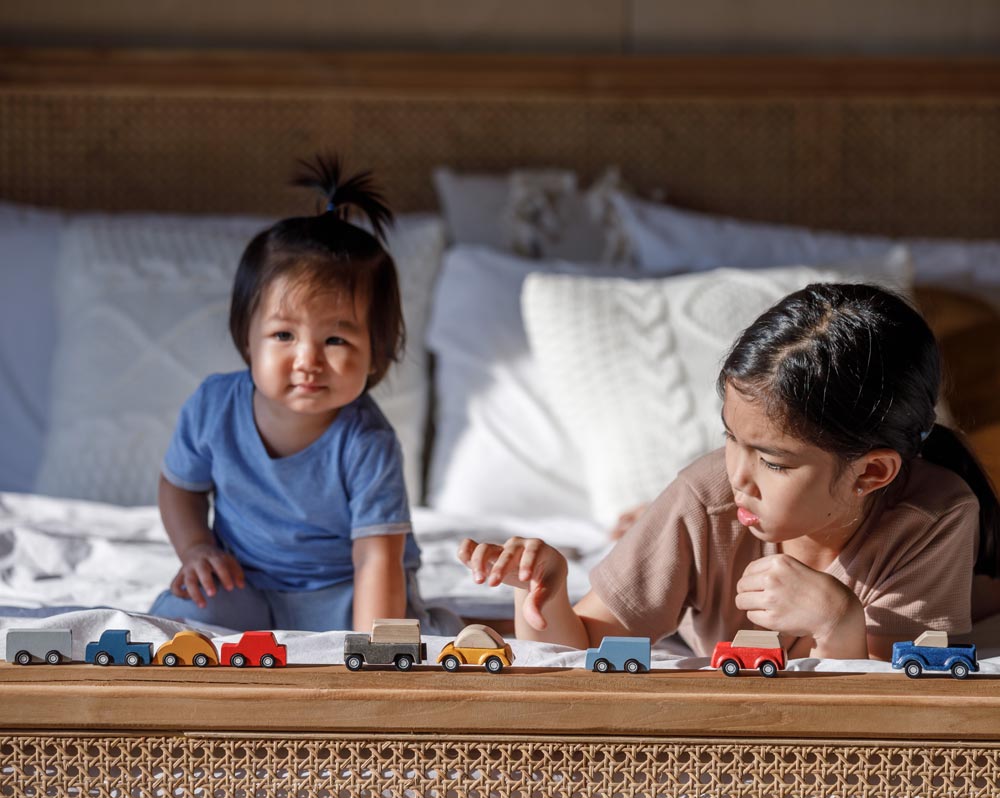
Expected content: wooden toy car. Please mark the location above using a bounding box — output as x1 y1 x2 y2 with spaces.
220 631 287 668
154 631 219 667
584 636 651 673
437 624 515 673
6 629 73 665
711 630 786 677
85 630 153 667
892 631 979 679
344 619 426 671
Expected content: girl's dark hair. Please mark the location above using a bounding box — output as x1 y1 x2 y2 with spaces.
229 154 404 390
717 282 1000 577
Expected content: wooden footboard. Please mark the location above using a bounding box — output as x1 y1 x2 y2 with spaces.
2 663 1000 796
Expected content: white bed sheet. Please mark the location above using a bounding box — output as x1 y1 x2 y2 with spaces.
2 491 999 672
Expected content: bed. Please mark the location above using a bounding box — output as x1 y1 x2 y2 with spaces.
2 47 1000 797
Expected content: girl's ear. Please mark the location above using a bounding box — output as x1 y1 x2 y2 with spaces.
854 449 903 496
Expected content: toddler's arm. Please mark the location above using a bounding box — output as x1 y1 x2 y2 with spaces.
159 475 245 608
458 537 629 649
352 533 407 632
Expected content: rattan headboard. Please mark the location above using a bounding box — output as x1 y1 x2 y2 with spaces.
1 49 998 238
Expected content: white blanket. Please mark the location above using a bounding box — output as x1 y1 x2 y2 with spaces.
3 491 1000 672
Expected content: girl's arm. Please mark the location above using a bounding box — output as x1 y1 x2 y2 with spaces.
159 475 245 607
459 537 631 649
352 533 407 632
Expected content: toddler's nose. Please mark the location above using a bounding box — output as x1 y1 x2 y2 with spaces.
294 343 323 372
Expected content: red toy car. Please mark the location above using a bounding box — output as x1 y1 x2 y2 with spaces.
711 630 786 677
219 631 287 668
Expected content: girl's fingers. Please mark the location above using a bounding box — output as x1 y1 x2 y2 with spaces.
470 542 501 582
522 580 551 631
488 538 525 586
518 539 542 582
456 538 477 566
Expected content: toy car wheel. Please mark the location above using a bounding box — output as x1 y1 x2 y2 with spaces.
951 661 971 680
163 653 179 667
95 651 112 666
395 654 414 671
15 651 31 666
230 654 247 668
721 659 740 677
594 658 612 673
485 656 504 674
759 661 778 678
345 654 364 671
125 652 142 667
625 659 642 674
904 661 922 679
193 653 210 668
45 650 62 665
441 655 461 672
260 654 277 668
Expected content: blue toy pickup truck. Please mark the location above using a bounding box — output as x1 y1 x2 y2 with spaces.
85 629 153 667
584 637 651 673
891 631 978 679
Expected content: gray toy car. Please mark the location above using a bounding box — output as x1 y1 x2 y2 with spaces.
6 629 73 665
585 636 651 673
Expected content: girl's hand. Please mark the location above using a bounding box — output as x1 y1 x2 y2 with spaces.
169 543 246 609
735 553 866 656
457 537 569 630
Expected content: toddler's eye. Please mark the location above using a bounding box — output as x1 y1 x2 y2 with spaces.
326 336 347 346
273 331 293 342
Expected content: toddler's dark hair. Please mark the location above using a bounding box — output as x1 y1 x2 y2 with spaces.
717 282 1000 576
229 154 404 390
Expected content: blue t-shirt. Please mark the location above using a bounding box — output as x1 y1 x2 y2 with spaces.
162 370 420 591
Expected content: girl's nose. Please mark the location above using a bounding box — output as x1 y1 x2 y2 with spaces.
730 449 759 498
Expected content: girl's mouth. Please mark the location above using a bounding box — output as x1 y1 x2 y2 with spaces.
737 506 760 527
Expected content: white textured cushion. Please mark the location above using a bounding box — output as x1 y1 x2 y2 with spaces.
425 246 609 519
522 253 914 525
0 203 64 492
35 212 445 507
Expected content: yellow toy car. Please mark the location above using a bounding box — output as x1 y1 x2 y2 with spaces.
437 624 515 673
154 630 219 667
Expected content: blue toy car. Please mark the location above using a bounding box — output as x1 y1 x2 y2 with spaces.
891 631 978 679
85 629 153 667
584 636 651 673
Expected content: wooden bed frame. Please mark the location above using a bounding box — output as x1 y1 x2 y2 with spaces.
2 47 1000 797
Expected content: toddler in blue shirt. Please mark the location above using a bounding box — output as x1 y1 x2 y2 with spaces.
150 156 451 634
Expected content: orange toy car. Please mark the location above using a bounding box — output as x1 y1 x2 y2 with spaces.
154 631 219 667
437 624 515 673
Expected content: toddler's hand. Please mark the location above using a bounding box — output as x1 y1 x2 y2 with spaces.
457 536 568 631
170 543 246 609
735 553 861 642
609 503 649 540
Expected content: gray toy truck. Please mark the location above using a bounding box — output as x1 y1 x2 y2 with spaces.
344 619 426 671
6 629 73 665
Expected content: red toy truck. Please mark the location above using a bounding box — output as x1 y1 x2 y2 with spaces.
711 630 786 677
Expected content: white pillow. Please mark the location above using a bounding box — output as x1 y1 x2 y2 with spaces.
35 212 445 507
613 192 1000 289
425 246 604 519
433 167 626 263
522 252 914 525
0 203 64 492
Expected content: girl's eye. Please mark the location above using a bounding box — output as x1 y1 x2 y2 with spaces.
760 458 787 472
273 331 293 342
326 336 347 346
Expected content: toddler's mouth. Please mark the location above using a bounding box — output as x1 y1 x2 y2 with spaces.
737 506 760 527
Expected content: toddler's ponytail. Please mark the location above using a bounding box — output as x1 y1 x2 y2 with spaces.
292 154 394 241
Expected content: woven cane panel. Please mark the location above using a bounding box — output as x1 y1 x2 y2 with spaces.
2 733 1000 798
1 91 998 237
